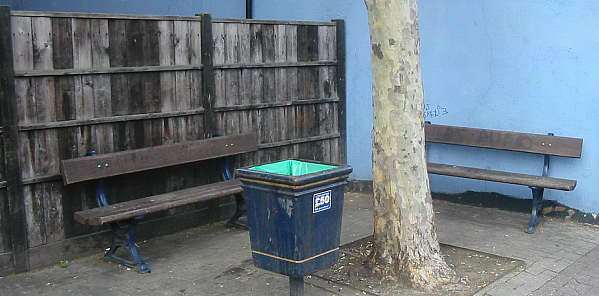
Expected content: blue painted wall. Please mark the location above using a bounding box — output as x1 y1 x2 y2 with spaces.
9 0 245 18
418 1 598 213
254 1 599 213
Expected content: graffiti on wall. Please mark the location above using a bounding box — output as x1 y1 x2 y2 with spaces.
424 104 448 119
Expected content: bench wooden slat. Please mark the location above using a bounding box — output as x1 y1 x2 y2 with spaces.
61 133 258 185
425 124 583 158
74 180 242 226
427 162 577 191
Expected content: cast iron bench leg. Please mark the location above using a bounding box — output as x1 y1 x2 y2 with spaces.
88 149 150 273
527 187 545 234
104 224 123 258
226 193 247 229
104 221 151 273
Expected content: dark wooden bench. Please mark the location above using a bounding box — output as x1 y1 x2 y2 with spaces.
61 133 258 273
425 123 583 234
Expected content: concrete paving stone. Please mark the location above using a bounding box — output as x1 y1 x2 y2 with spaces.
524 261 549 276
2 194 599 295
534 258 573 274
562 278 592 295
485 285 529 296
502 271 537 289
513 270 556 295
474 271 523 296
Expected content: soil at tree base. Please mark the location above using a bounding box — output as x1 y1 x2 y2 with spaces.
314 237 525 296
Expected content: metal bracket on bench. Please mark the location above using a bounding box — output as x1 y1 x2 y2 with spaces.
526 133 553 234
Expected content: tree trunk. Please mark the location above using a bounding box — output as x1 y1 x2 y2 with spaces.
365 0 454 290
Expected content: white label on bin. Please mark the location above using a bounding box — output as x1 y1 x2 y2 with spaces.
313 190 332 213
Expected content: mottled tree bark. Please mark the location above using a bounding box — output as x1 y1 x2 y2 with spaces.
365 0 455 290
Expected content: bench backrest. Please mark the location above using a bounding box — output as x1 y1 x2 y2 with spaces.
425 124 583 158
61 133 258 185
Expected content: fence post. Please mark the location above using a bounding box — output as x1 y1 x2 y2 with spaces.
332 19 347 164
0 5 30 273
200 13 216 138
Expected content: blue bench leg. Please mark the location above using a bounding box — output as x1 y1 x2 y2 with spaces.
526 187 545 234
104 222 151 273
126 224 151 273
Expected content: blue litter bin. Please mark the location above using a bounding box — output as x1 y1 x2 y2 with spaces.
236 159 352 294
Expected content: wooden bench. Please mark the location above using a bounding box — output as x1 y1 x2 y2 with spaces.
61 133 258 273
425 123 583 234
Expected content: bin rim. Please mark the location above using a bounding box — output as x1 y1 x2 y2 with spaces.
236 159 352 187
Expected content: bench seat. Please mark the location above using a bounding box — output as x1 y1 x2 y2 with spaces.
74 179 243 226
428 163 577 191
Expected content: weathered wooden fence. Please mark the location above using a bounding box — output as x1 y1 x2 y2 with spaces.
0 8 346 274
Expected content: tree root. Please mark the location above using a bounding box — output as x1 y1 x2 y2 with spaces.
369 248 457 291
403 256 456 291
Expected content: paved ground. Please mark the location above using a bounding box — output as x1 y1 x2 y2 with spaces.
1 192 598 295
433 198 599 296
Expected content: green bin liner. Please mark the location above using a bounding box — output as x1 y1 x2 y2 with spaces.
249 160 338 177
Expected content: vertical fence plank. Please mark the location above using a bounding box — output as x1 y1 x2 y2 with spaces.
297 25 320 160
12 14 44 250
90 18 113 154
189 18 203 110
285 25 299 159
174 20 191 114
238 23 255 165
172 21 191 143
0 6 29 273
274 24 288 159
33 14 63 246
158 20 175 113
318 25 332 162
51 17 77 172
51 16 81 238
0 136 7 255
249 24 263 162
201 14 216 137
212 21 225 139
141 20 161 147
333 20 346 164
108 19 130 153
224 23 240 137
32 17 53 71
260 24 276 162
73 18 95 159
